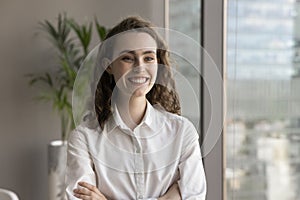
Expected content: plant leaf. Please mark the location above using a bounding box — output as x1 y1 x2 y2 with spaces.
94 17 107 41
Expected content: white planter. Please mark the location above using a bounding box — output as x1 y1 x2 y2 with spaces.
48 140 67 200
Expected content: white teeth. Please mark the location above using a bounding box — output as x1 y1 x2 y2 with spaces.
129 77 148 84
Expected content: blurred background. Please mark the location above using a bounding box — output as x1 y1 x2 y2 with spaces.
1 0 300 200
226 0 300 199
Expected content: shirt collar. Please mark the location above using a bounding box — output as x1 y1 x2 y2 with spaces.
106 100 157 133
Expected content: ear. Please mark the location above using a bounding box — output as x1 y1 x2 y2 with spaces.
101 58 112 74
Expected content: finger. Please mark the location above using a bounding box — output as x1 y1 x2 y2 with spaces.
74 188 92 196
78 182 101 195
74 193 91 200
74 191 104 200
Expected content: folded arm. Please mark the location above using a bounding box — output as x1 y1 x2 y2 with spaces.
176 119 207 200
65 128 99 200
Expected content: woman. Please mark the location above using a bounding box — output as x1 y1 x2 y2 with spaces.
66 16 206 200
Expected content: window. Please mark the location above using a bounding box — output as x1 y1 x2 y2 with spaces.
168 0 201 128
226 0 300 199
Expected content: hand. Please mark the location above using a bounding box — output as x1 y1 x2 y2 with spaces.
158 182 181 200
73 182 107 200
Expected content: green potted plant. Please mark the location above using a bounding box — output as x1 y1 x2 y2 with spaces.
27 13 107 200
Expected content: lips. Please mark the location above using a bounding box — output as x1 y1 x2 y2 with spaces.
128 77 150 84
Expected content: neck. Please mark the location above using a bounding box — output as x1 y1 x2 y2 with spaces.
115 92 147 130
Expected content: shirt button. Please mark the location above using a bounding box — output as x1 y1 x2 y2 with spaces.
138 194 143 199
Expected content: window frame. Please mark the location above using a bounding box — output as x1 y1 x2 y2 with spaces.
201 0 226 200
165 0 226 199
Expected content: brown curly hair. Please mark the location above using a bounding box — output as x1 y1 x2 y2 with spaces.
94 16 181 129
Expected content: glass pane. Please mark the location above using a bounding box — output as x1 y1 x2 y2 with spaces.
169 0 201 127
226 0 300 199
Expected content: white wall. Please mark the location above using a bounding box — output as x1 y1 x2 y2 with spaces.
0 1 164 200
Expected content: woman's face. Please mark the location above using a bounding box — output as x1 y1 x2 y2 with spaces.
107 32 158 98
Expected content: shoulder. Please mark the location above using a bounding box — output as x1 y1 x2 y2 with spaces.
153 104 199 140
153 104 183 122
68 116 102 143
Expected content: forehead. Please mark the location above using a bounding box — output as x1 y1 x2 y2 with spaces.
112 32 157 55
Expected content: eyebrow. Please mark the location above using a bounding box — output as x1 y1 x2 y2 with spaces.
119 50 156 55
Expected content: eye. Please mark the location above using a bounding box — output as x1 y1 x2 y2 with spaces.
121 56 134 63
144 56 156 62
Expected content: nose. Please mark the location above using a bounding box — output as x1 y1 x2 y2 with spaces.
135 56 145 66
133 65 144 73
133 57 145 73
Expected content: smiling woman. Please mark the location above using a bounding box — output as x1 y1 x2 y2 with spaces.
65 16 206 200
106 32 158 102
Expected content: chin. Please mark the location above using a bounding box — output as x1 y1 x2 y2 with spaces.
132 90 147 98
132 87 151 98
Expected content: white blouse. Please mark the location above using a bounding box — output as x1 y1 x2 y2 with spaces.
65 101 206 200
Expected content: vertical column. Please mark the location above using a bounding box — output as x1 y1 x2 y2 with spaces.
201 0 225 200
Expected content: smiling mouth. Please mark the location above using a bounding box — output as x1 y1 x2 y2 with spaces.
128 77 150 84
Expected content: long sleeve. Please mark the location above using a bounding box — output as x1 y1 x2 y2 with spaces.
65 127 97 200
177 120 207 200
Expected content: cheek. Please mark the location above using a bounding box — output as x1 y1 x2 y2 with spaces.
112 65 131 81
151 66 158 79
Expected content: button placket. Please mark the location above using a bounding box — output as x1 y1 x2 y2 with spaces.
133 129 145 199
